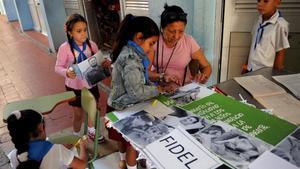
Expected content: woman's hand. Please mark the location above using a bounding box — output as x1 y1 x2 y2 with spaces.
66 67 76 79
164 74 180 84
193 73 208 84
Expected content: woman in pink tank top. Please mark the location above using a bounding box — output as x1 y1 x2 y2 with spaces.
149 4 212 89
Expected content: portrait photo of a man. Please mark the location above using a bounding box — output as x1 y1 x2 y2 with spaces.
113 111 173 148
192 121 272 169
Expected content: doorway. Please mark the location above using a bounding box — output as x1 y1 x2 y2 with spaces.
220 0 300 81
27 0 47 35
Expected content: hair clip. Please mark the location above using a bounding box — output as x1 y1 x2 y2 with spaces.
12 110 22 120
17 152 28 162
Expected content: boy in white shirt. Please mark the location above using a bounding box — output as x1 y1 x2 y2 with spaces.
242 0 290 73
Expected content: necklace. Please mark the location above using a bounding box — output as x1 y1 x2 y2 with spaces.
161 42 177 73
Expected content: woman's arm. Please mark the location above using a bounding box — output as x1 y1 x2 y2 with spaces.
191 48 212 84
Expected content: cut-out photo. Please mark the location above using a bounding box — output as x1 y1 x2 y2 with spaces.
113 110 173 148
162 106 210 134
192 121 272 169
271 127 300 168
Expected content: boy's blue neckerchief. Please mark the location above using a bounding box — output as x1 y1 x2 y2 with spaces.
278 11 282 17
254 22 272 49
71 39 87 63
254 11 282 49
28 140 53 162
127 40 150 83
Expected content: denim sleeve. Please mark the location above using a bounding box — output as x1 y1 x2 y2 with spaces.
122 59 159 101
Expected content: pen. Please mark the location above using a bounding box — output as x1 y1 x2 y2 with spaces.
213 86 227 96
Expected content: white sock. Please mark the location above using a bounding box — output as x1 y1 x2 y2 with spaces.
126 164 137 169
119 152 126 161
73 131 80 136
88 127 95 132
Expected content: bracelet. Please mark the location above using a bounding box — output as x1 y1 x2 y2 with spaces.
159 73 165 82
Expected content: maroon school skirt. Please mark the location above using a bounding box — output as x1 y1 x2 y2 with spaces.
106 105 131 147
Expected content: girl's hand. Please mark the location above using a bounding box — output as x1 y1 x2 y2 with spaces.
101 58 111 68
79 135 88 150
164 74 180 84
66 67 76 79
193 73 208 84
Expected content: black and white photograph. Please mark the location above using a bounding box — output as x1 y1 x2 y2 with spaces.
113 110 173 148
162 106 211 134
271 127 300 168
168 86 201 105
164 83 215 105
192 121 272 169
72 51 110 86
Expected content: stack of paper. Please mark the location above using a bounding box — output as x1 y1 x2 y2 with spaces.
234 75 300 125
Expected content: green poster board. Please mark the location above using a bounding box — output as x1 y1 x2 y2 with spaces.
156 95 176 106
181 93 297 146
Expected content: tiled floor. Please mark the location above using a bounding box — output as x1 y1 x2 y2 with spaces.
0 15 114 154
0 15 74 153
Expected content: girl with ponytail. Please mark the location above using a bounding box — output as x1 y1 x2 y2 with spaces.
107 14 160 169
55 13 109 142
7 109 87 169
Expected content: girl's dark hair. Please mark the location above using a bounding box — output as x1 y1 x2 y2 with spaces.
111 14 159 63
65 13 94 64
160 4 187 29
7 110 43 169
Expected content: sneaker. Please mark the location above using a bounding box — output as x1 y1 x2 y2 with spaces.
88 128 105 143
139 159 146 168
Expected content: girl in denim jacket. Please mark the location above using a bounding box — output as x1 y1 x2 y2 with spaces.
107 14 160 169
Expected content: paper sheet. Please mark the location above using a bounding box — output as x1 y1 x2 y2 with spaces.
234 75 286 98
249 151 299 169
256 93 300 125
143 100 174 118
273 73 300 99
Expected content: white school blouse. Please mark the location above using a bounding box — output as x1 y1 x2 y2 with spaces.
8 144 75 169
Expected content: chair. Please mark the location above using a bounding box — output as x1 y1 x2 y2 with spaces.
48 88 101 169
81 87 101 169
2 89 101 169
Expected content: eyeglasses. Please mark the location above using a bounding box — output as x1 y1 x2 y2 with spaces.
163 12 187 21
